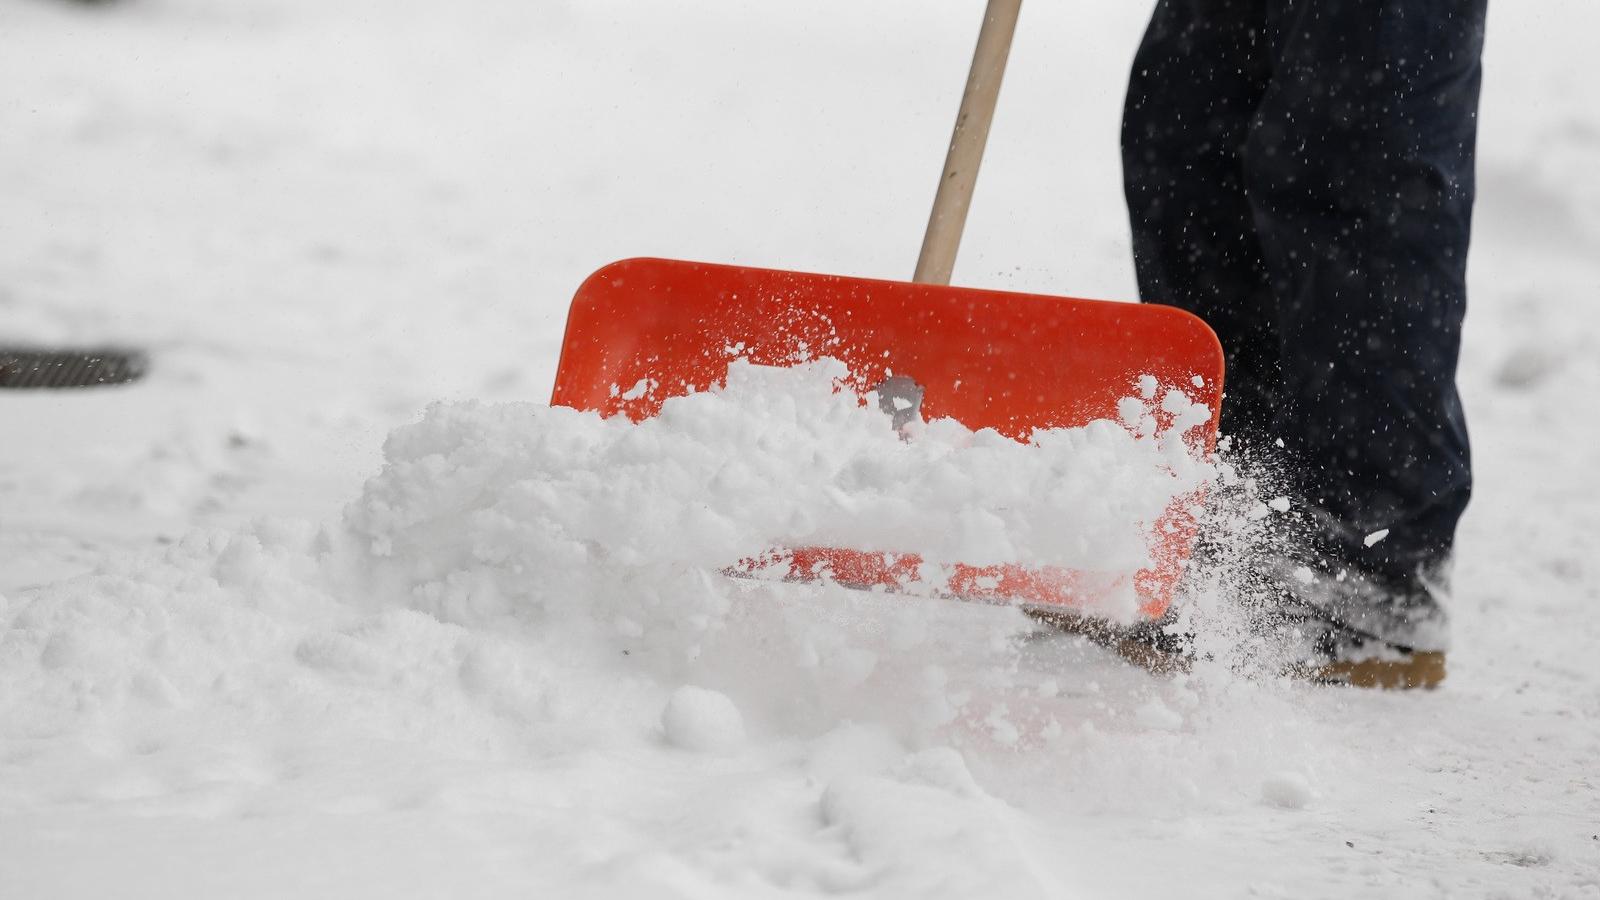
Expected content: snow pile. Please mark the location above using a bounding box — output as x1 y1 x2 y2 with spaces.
341 358 1213 636
320 357 1218 743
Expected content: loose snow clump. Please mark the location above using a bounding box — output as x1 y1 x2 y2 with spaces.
661 685 746 752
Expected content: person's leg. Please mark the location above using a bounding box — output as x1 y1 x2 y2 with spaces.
1121 0 1278 440
1245 0 1488 647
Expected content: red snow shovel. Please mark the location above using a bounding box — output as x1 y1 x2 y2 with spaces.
550 0 1223 623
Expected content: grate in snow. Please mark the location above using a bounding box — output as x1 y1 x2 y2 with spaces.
0 348 148 389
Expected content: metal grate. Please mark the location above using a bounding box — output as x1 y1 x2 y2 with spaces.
0 349 148 389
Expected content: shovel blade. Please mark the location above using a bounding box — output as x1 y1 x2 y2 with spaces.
552 258 1224 620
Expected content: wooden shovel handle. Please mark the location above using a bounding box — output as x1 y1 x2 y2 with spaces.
913 0 1022 286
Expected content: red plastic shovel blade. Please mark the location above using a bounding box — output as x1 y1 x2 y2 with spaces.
551 258 1224 620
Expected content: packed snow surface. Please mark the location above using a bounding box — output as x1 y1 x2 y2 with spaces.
4 0 1600 897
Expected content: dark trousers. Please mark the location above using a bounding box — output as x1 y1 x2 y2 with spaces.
1123 0 1488 587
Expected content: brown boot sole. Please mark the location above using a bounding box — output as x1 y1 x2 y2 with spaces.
1307 652 1447 690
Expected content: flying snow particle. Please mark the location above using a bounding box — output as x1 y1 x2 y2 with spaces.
1364 529 1390 547
620 378 655 401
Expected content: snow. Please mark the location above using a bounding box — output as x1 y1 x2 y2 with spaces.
3 0 1600 897
661 686 746 753
344 358 1205 610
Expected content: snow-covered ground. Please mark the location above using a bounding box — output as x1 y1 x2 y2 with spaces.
3 1 1598 897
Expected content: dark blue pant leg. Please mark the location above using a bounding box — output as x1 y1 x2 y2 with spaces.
1245 0 1486 589
1124 0 1485 621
